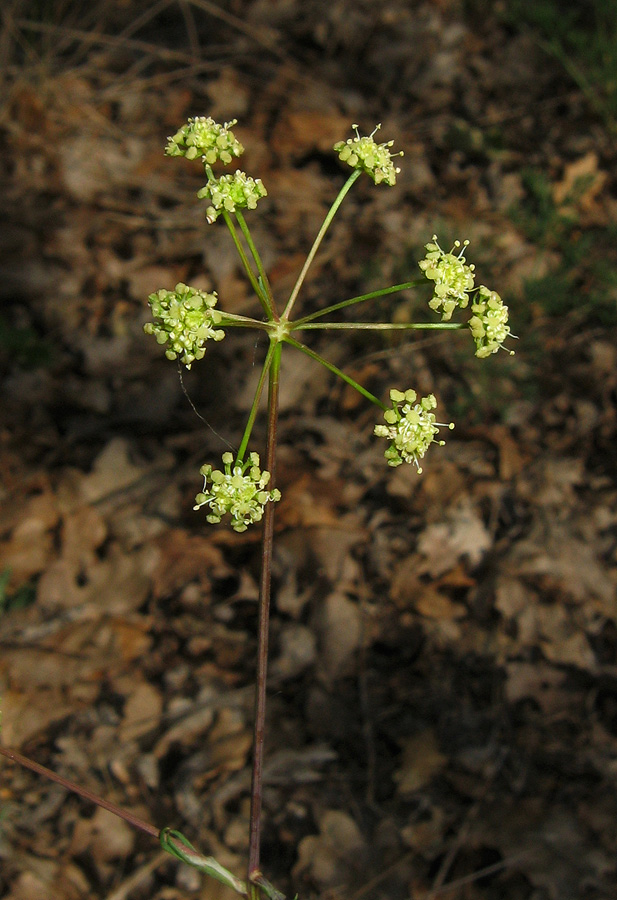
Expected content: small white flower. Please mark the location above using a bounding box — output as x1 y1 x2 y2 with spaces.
374 389 454 471
193 452 281 532
469 286 514 358
419 235 475 320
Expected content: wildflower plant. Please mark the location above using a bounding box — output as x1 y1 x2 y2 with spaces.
1 118 514 900
142 119 513 895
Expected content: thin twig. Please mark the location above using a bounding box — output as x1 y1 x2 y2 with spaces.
0 745 159 839
13 17 204 65
104 850 170 900
429 746 507 895
177 0 203 58
418 853 530 899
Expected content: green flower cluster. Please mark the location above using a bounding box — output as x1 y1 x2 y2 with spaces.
418 236 475 320
197 170 268 223
469 286 513 358
144 283 225 368
334 124 402 186
193 452 281 532
165 117 244 164
419 236 514 358
374 389 454 472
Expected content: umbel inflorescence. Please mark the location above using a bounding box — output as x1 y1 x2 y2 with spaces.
334 123 403 186
193 452 280 532
374 390 455 472
144 118 514 531
144 283 224 368
418 236 513 357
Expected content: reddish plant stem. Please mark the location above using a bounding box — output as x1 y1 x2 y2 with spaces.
0 744 159 839
247 342 281 892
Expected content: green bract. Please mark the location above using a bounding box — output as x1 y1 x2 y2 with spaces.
165 116 244 165
374 389 454 471
193 452 281 532
197 170 268 223
469 286 513 358
144 283 225 368
334 124 402 186
419 236 475 320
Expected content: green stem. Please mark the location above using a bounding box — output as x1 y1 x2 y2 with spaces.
293 321 465 332
237 340 277 462
283 334 387 409
247 343 282 893
221 209 272 318
292 280 424 326
281 169 362 321
235 209 277 319
203 163 270 315
217 312 272 330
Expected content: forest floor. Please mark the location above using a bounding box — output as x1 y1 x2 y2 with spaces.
1 2 616 899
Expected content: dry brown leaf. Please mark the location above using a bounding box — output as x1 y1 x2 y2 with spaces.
293 809 366 888
59 133 144 202
70 807 135 868
553 152 607 213
277 473 342 530
205 70 250 122
3 869 57 900
540 628 596 670
306 516 366 583
271 623 317 680
509 523 614 612
316 592 361 681
105 616 153 663
390 555 425 606
394 730 447 795
77 438 148 504
505 662 568 713
415 587 466 620
119 679 163 742
61 506 107 567
208 730 253 771
417 500 492 578
271 109 350 158
489 424 525 479
0 688 74 748
36 545 155 614
151 528 229 599
0 491 60 588
401 805 445 852
154 706 215 758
